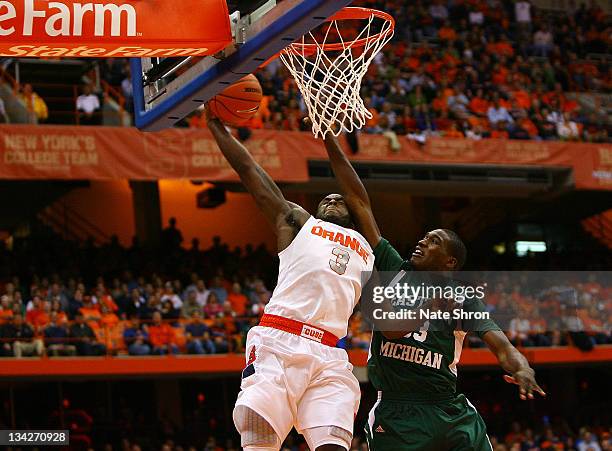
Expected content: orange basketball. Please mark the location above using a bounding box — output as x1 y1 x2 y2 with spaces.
209 74 263 126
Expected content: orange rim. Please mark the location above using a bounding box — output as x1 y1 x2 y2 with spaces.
257 7 394 66
285 7 395 54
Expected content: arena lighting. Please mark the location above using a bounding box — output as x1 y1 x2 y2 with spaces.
515 240 547 256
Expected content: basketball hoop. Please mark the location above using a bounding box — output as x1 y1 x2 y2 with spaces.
279 7 395 138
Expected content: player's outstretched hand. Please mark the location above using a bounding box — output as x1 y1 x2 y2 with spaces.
503 370 546 400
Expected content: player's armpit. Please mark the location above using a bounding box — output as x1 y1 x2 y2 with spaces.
276 206 310 252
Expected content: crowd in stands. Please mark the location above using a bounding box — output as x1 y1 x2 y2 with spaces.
76 422 612 451
190 0 612 143
1 1 609 142
18 82 49 124
488 422 612 451
0 219 610 358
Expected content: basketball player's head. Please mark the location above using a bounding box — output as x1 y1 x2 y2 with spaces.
411 229 466 271
315 194 353 228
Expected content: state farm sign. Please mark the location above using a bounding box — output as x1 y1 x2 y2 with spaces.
0 0 232 57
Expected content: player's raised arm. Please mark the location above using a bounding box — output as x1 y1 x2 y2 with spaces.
206 108 309 249
482 330 546 400
323 135 382 248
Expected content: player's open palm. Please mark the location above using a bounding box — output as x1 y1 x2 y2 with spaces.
503 369 546 400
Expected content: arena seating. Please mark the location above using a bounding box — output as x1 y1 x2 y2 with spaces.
0 0 609 142
0 224 609 358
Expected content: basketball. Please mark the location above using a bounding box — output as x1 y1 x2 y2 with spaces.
209 74 263 126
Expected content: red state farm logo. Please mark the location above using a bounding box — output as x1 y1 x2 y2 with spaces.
0 0 137 37
301 325 324 343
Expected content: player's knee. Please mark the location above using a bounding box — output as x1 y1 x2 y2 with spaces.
302 426 352 451
233 405 281 450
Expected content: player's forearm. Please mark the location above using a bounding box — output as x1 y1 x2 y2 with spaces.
496 343 532 375
324 135 370 206
208 118 289 223
208 118 256 174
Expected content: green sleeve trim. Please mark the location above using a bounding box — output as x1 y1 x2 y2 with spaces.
373 238 405 272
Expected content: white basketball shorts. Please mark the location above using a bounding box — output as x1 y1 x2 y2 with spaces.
233 326 361 441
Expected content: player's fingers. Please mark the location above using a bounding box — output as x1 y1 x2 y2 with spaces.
503 374 518 385
519 387 527 400
534 384 547 397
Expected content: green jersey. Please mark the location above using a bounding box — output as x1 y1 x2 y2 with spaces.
367 238 500 396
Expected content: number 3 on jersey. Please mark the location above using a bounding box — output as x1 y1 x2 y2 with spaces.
329 247 350 275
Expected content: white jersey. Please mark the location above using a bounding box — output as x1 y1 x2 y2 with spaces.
265 216 374 338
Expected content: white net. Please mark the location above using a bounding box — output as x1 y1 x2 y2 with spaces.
279 9 394 138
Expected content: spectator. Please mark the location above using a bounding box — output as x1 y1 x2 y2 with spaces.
9 314 44 358
487 98 514 126
19 83 48 123
208 276 228 304
0 97 9 123
145 293 163 319
125 288 147 318
47 282 69 311
80 296 102 326
161 282 183 311
185 312 215 354
508 309 533 346
94 286 119 312
100 304 119 330
210 316 230 353
468 8 484 26
161 217 184 251
515 1 532 25
0 318 14 356
429 0 448 25
69 313 106 356
0 295 14 324
123 315 151 356
532 25 554 57
44 312 76 356
557 112 581 140
148 312 178 355
181 289 202 319
515 1 532 43
69 288 85 318
447 86 470 119
25 295 44 324
577 431 602 451
76 84 101 125
203 293 223 318
194 280 210 307
227 283 248 317
121 63 134 114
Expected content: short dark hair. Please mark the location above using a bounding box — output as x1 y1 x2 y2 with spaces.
442 229 467 270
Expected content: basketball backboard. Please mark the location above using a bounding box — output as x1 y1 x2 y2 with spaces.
131 0 353 132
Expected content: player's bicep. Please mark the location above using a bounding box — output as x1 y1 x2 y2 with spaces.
461 299 500 339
